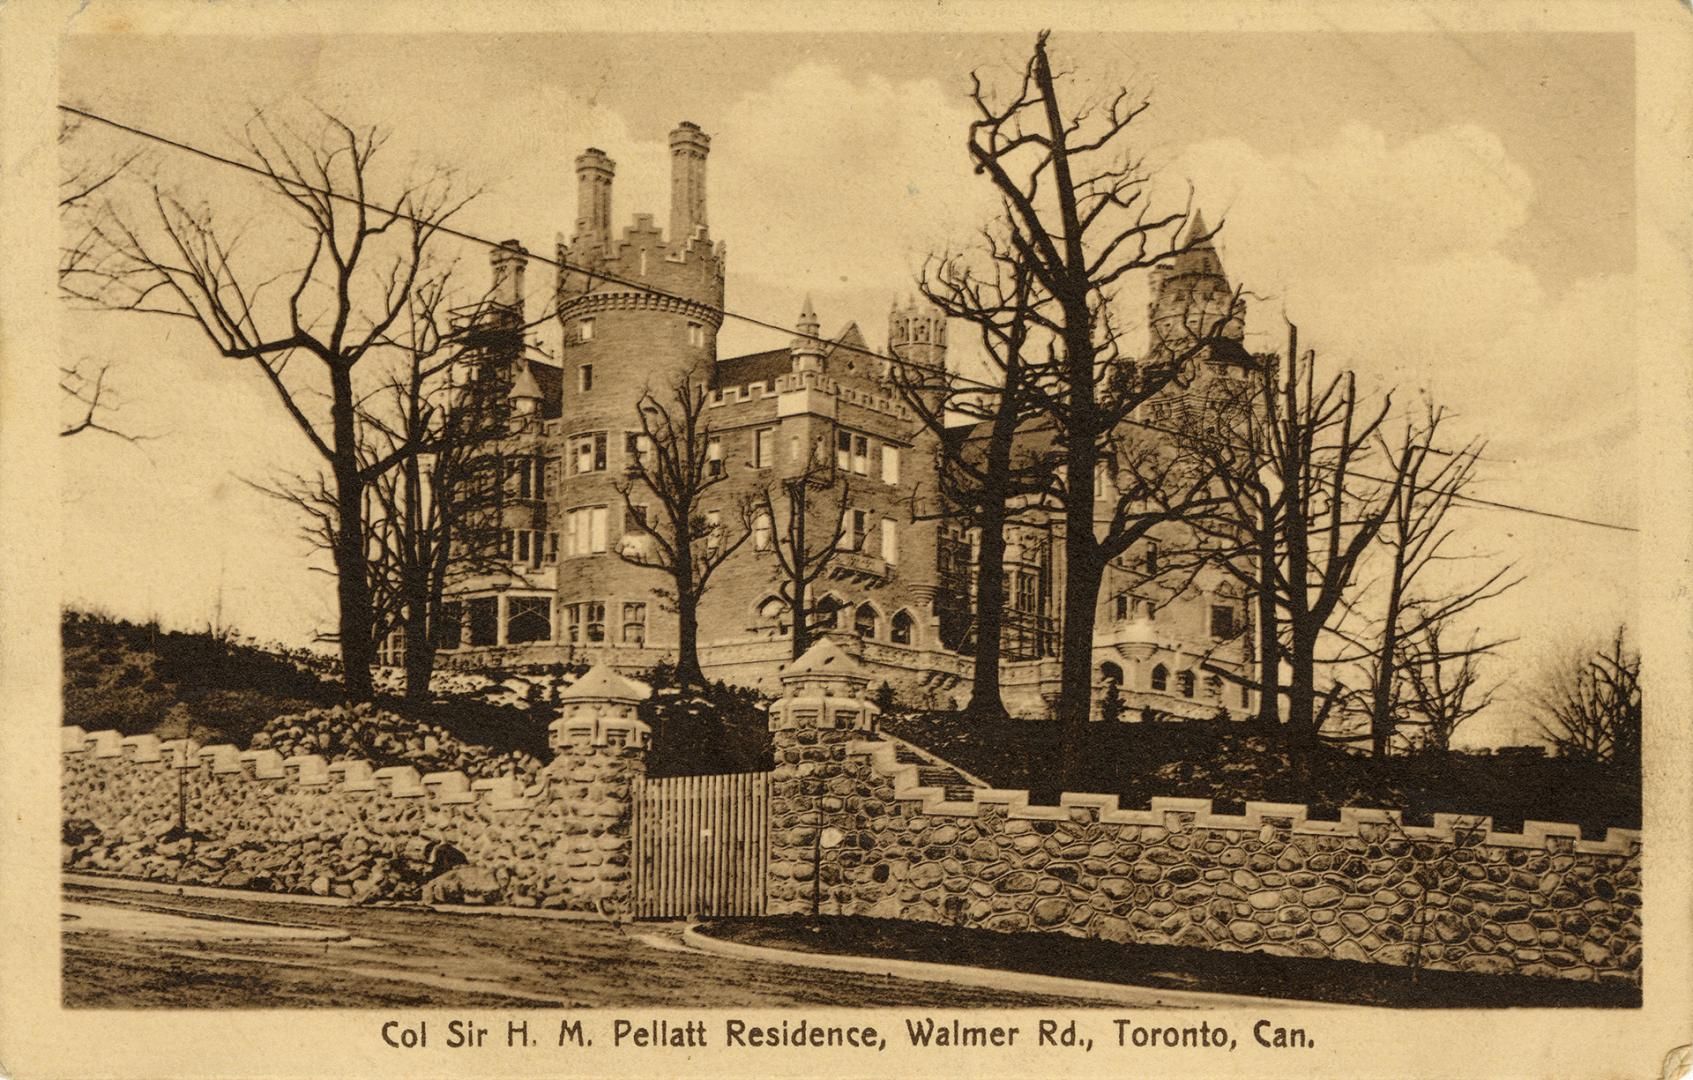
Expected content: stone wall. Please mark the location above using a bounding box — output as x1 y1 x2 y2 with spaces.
765 648 1644 985
59 667 651 913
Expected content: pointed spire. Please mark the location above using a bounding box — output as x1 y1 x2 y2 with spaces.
1185 209 1213 246
508 359 542 407
792 295 826 372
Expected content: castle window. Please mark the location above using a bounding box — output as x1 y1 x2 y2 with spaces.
880 518 898 565
837 430 852 471
1150 664 1168 692
502 530 516 560
1114 594 1128 621
517 531 531 563
506 597 552 644
580 364 594 392
890 610 914 645
1210 604 1237 640
754 427 775 468
564 601 606 644
853 435 869 475
881 445 900 485
467 597 499 647
706 435 723 477
758 595 789 635
753 511 773 551
854 603 878 639
622 603 647 646
704 509 723 552
688 321 704 347
546 532 558 564
1178 670 1196 698
434 602 463 650
564 505 607 556
571 432 607 474
1100 662 1124 686
1144 541 1160 574
839 508 867 551
579 318 594 342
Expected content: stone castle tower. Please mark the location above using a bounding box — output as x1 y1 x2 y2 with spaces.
1147 211 1246 355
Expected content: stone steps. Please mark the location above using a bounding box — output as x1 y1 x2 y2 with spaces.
883 738 980 801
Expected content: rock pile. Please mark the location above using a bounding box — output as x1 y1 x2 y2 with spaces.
250 703 543 783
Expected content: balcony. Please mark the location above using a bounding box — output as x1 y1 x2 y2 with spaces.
829 550 889 584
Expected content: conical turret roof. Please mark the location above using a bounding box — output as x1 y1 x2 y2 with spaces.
507 360 542 401
1170 210 1227 281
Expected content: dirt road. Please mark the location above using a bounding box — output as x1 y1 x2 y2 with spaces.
62 882 1107 1009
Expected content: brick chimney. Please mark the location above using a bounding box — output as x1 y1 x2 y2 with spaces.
668 121 710 246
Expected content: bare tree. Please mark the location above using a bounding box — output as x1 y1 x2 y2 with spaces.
360 276 523 701
62 109 474 700
59 359 147 442
615 371 756 689
1533 626 1641 772
59 112 147 441
1349 404 1519 755
961 30 1225 732
756 449 852 660
1399 622 1498 753
889 252 1050 719
1185 326 1401 754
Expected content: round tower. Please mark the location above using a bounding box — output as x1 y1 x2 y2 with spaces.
887 294 946 382
551 123 729 667
1147 210 1245 357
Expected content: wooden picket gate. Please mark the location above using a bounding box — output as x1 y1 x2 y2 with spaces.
630 771 770 919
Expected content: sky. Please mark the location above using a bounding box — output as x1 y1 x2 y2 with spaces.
57 30 1638 746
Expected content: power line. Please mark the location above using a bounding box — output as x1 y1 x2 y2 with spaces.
60 103 1639 537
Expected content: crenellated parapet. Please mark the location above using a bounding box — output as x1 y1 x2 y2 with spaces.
62 726 545 813
844 737 1641 856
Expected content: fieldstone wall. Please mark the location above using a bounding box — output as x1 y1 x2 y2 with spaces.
60 668 650 913
765 653 1643 985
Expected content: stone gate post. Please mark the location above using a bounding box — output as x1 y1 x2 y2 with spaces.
766 639 880 915
543 664 651 915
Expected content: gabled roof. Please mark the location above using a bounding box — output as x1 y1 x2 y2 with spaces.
529 360 563 419
712 347 791 389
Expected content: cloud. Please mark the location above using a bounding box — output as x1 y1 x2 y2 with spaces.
713 63 992 296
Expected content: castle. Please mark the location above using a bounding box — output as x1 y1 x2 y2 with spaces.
417 121 1257 719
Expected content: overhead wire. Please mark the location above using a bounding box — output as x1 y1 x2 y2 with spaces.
59 102 1638 536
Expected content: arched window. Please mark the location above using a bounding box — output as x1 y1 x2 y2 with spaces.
890 610 914 645
1178 670 1196 698
818 594 846 629
1100 662 1124 685
854 603 878 639
1150 664 1168 692
757 596 788 635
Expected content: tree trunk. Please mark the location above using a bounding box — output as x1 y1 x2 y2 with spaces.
330 368 376 701
967 502 1010 719
789 482 809 660
676 583 704 690
1255 524 1280 728
1285 620 1318 753
1056 487 1100 728
403 601 433 704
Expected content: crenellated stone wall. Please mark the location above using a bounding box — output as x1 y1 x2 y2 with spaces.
765 646 1644 985
60 666 651 913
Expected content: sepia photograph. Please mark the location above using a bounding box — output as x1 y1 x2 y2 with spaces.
3 2 1690 1077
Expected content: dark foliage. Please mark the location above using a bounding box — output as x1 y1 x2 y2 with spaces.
638 661 773 777
882 711 1639 837
699 916 1638 1009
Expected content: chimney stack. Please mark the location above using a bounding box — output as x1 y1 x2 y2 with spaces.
489 239 528 311
574 148 616 253
668 122 710 246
